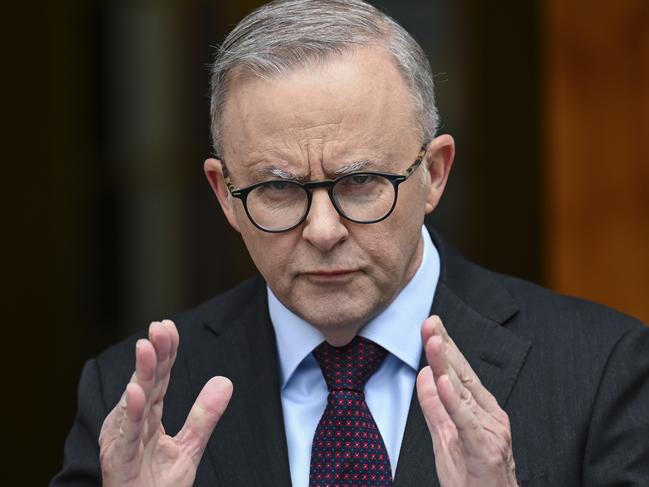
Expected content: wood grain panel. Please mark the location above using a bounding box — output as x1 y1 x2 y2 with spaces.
544 1 649 323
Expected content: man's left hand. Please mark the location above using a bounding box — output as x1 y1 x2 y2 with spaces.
416 315 518 487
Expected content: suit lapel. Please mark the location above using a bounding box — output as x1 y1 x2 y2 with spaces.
393 366 438 487
185 279 292 487
432 280 532 409
394 230 531 486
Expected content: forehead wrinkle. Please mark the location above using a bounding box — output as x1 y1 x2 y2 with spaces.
233 139 304 171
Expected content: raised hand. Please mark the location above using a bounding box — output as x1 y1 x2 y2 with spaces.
98 320 233 487
416 316 518 487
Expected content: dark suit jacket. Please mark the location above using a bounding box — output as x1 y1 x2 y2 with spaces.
51 229 649 486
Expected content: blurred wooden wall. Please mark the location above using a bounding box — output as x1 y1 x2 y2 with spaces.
544 0 649 324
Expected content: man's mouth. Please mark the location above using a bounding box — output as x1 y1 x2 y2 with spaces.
301 269 359 281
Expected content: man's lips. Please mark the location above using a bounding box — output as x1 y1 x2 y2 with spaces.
301 269 359 278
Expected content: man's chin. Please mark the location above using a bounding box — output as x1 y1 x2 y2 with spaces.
291 296 379 337
275 275 385 332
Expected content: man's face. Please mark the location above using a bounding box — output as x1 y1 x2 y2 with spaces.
205 47 453 345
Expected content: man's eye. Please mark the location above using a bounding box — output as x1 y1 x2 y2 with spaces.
349 174 371 185
268 181 289 190
254 180 302 203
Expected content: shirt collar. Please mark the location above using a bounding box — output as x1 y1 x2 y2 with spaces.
268 226 440 388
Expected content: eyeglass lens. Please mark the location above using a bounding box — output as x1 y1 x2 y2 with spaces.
245 174 396 231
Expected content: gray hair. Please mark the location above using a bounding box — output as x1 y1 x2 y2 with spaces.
209 0 438 156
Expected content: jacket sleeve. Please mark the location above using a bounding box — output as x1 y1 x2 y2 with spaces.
582 323 649 485
50 359 106 487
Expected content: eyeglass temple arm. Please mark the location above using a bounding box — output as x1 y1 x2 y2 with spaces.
215 156 240 193
400 143 429 179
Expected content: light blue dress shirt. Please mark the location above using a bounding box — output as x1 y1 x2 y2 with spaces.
268 226 440 487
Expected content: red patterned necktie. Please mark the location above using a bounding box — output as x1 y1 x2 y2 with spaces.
309 336 394 486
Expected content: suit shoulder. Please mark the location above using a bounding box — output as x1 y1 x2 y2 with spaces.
492 270 645 340
431 227 645 338
170 273 266 336
93 274 266 385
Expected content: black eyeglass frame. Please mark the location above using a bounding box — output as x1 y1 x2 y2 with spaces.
218 142 429 233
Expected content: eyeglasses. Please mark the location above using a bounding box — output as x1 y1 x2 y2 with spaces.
220 143 428 233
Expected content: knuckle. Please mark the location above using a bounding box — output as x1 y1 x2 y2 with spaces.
458 359 480 386
98 444 113 472
460 385 471 401
496 409 512 429
484 440 511 468
499 425 513 447
441 426 460 448
490 414 512 445
152 396 164 410
459 371 475 388
465 416 482 434
99 412 120 444
460 387 476 410
442 328 450 342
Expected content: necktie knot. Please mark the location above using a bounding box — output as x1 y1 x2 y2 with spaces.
313 336 388 393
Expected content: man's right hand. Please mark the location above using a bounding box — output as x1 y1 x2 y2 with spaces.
98 320 233 487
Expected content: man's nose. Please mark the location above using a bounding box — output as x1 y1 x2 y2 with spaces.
301 188 348 251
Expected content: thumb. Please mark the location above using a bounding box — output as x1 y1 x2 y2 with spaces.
175 376 233 463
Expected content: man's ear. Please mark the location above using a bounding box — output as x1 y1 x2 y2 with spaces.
424 134 455 214
204 158 241 233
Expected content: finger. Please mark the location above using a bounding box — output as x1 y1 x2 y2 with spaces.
143 321 178 442
129 336 162 445
148 320 180 404
113 382 147 464
430 317 502 416
422 326 479 439
158 320 180 392
162 319 180 367
100 339 156 443
422 317 464 398
137 322 171 443
133 338 158 399
437 373 488 457
448 336 502 414
148 322 173 403
416 366 456 445
149 322 172 384
176 376 233 463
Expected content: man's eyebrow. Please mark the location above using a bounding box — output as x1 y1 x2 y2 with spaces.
332 159 375 176
253 166 306 181
251 159 379 181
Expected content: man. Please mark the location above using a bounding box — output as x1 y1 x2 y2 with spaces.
52 1 649 486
